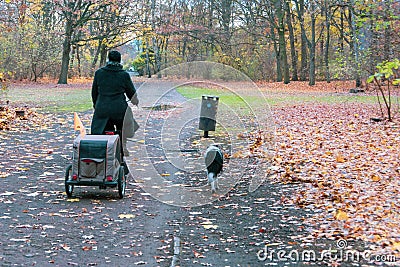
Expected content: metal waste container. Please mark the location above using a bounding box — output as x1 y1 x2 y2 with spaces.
199 95 219 137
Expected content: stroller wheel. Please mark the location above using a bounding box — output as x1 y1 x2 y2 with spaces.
117 166 126 199
65 164 74 197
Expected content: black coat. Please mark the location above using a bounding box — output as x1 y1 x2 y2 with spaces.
90 63 138 134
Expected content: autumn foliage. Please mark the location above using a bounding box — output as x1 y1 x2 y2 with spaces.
271 103 399 256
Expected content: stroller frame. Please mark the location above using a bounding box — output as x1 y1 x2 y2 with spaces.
65 131 127 198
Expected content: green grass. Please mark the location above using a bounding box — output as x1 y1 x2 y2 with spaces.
7 83 389 114
177 85 383 107
8 86 92 112
176 86 267 113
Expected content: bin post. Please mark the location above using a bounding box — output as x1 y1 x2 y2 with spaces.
199 95 219 138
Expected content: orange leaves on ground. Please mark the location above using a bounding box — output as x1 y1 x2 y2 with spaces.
334 209 349 221
193 249 204 258
0 105 47 131
249 133 263 153
231 131 272 159
0 172 9 178
371 174 381 182
258 80 355 93
335 153 346 163
270 103 400 257
392 242 400 252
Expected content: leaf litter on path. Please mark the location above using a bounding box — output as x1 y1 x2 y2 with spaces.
270 103 400 257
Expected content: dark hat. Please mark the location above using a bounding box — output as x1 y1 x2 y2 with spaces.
108 50 121 63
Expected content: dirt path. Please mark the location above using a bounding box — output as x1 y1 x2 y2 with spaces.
0 80 390 267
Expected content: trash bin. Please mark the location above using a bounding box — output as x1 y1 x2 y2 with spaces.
199 95 219 137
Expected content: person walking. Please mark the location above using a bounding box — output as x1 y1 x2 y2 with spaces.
91 50 138 155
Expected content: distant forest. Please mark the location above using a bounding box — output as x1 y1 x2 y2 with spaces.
0 0 399 85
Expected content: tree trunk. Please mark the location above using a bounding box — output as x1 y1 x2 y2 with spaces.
339 8 344 52
220 0 233 55
271 25 282 82
32 63 38 82
151 0 161 78
99 44 107 67
349 3 361 87
145 39 151 78
163 37 169 74
182 37 187 61
383 20 391 61
58 21 73 84
91 39 102 73
278 27 290 84
369 17 378 72
76 46 81 77
286 1 298 81
296 0 308 81
324 0 331 83
163 37 169 77
275 0 289 84
70 45 76 77
383 0 392 61
300 35 308 80
153 37 161 78
308 14 316 86
208 0 215 60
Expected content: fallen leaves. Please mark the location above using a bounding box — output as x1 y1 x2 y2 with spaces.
193 249 204 258
66 198 80 202
201 221 218 230
392 241 400 252
0 105 48 131
371 174 381 182
82 245 97 251
335 153 346 163
61 244 72 252
271 103 400 257
0 171 9 178
118 214 136 219
334 209 349 221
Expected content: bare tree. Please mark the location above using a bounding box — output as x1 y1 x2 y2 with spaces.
294 0 325 85
56 0 122 84
285 0 299 81
274 0 290 84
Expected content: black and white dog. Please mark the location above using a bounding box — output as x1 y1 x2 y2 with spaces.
204 144 224 193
